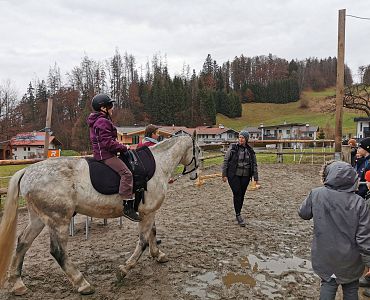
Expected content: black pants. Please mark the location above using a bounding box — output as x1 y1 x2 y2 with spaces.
227 175 250 216
320 278 358 300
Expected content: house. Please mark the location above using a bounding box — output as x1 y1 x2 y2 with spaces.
258 122 318 140
158 126 194 137
11 132 62 160
116 124 239 145
116 126 173 145
243 127 262 140
354 117 370 139
194 125 239 144
0 140 12 160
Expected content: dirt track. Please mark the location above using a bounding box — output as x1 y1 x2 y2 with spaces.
0 163 369 299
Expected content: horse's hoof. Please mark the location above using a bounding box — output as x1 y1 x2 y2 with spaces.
116 265 128 282
78 285 95 295
12 285 28 296
157 253 169 263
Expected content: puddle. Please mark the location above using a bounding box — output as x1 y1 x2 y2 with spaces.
222 272 256 288
184 255 313 298
184 271 222 299
245 254 313 275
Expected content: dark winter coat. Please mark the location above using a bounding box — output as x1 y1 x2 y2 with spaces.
298 161 370 284
87 112 128 161
222 143 258 180
355 155 370 198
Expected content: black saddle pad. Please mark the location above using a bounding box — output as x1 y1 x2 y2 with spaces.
86 146 156 195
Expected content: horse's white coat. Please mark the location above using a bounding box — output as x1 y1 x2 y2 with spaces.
0 135 199 295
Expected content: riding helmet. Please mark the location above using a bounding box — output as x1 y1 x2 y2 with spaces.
91 94 115 111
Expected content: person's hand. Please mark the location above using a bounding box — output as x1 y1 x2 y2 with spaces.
255 180 261 188
365 269 370 279
222 176 227 182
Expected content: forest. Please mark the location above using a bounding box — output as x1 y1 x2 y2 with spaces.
0 51 361 151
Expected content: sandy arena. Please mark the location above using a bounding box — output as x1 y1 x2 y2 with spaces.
0 163 369 299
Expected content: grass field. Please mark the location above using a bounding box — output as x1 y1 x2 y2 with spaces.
216 88 364 136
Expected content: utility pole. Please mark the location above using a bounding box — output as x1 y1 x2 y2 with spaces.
334 9 346 160
43 98 53 158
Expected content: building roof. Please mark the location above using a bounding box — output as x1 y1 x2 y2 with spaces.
243 127 261 133
117 124 239 136
116 126 146 134
195 127 238 135
259 122 308 129
354 117 370 122
159 126 194 135
11 132 62 146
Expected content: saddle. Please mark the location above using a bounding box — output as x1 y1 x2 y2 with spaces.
86 146 156 209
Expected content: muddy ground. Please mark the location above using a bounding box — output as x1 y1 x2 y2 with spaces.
0 163 369 299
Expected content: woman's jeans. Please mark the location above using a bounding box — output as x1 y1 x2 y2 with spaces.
227 175 250 215
103 156 133 199
320 278 359 300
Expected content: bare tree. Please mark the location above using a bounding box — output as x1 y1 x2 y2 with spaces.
344 84 370 116
0 80 19 140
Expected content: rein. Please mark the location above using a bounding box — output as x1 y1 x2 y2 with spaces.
181 138 198 175
168 138 198 183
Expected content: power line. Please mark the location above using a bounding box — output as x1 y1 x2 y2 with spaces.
346 14 370 20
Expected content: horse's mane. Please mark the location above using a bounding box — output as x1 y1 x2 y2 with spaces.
151 135 189 153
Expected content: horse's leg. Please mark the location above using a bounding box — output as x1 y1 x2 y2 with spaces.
8 207 45 296
148 220 168 263
48 222 94 295
117 212 166 279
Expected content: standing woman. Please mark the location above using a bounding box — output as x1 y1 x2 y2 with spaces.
222 130 259 227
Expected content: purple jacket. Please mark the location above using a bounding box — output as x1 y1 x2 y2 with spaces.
87 112 127 161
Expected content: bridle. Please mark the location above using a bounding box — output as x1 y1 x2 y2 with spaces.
181 138 199 175
169 138 199 183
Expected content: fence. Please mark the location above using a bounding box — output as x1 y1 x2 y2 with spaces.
199 139 338 165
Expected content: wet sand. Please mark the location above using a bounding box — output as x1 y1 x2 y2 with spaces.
0 163 368 299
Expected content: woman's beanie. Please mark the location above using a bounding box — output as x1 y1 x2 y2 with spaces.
359 137 370 153
239 130 250 139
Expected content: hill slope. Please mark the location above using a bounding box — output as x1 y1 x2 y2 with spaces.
216 88 364 136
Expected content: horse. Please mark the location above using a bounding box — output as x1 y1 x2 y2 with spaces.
0 134 200 295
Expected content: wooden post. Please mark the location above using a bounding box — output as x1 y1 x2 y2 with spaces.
43 98 53 158
335 9 346 160
277 142 283 163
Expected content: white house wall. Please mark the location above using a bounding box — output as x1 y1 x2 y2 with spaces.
357 121 370 139
13 144 57 160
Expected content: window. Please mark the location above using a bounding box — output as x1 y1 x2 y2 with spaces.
309 133 313 137
132 135 139 144
278 130 282 133
287 130 291 134
361 122 363 131
23 147 26 151
14 147 17 151
24 156 26 159
28 147 30 151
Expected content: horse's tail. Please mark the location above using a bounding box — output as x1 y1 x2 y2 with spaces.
0 168 26 287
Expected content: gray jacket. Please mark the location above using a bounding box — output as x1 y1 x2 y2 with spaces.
299 161 370 284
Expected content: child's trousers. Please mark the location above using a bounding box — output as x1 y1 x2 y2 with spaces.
320 278 359 300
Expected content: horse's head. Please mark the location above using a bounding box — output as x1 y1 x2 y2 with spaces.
181 132 200 180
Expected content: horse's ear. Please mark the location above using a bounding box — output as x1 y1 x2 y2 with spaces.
192 130 196 139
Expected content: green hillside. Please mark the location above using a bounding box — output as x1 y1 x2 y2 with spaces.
216 88 364 136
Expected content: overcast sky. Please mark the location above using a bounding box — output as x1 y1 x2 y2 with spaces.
1 0 369 95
